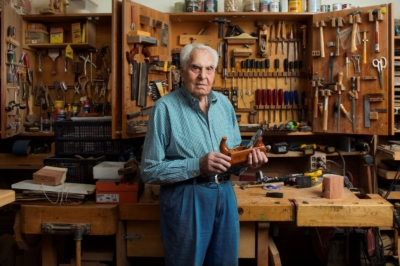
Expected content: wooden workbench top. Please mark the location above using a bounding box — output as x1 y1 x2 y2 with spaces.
120 184 393 228
0 190 15 207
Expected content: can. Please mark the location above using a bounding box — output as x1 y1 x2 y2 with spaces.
185 1 203 12
307 0 320 12
57 109 66 121
174 2 185 12
204 0 218 12
280 0 288 12
320 4 330 12
289 0 299 12
269 1 279 12
342 3 351 9
332 3 342 11
260 0 271 12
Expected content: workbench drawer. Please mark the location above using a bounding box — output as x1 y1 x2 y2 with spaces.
126 221 256 258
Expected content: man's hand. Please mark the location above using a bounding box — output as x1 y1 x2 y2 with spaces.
246 147 269 169
200 152 231 174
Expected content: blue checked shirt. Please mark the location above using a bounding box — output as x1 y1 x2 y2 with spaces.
141 87 245 184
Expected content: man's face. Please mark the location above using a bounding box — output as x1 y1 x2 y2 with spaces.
181 49 215 99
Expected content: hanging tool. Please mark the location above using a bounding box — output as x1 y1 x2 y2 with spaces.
262 89 267 124
336 72 345 132
231 55 236 90
360 30 369 64
333 17 345 57
345 51 350 78
275 21 281 55
211 17 231 39
223 42 228 89
314 20 327 58
294 90 299 121
364 93 385 128
284 91 289 120
265 58 270 90
126 45 139 100
301 91 306 121
278 88 283 122
372 57 386 89
312 78 324 118
347 10 363 53
349 77 357 132
217 42 222 74
266 89 271 123
284 59 288 85
269 23 276 56
289 61 294 119
369 8 384 53
250 59 255 94
320 89 335 132
272 88 277 123
300 25 307 67
329 52 335 82
340 104 352 123
294 24 299 61
241 60 246 106
258 23 270 58
256 89 262 123
281 21 286 55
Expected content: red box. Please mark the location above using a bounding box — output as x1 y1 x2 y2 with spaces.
96 180 143 204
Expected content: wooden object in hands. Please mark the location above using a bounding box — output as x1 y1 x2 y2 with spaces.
220 136 267 165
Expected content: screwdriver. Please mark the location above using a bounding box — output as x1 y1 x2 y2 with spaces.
340 104 353 123
231 56 236 89
241 61 247 106
262 89 267 123
284 91 289 120
251 59 255 94
260 60 265 89
272 88 277 122
274 58 279 90
265 59 270 90
284 58 288 85
278 88 283 122
294 90 299 121
256 61 260 90
267 89 272 123
246 59 251 95
256 89 262 123
289 61 294 119
294 60 298 82
301 90 306 121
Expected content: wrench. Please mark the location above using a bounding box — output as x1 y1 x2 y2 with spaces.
79 54 97 76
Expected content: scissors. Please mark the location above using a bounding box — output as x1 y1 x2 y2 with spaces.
372 57 387 89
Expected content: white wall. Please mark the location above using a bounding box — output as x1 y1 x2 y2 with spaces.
31 0 398 18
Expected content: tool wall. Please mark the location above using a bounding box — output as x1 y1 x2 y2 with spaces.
1 1 119 139
121 2 393 138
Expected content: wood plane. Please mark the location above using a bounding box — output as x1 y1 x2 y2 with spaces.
220 136 267 165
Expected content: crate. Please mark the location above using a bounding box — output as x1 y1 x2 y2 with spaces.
54 120 134 157
43 155 105 184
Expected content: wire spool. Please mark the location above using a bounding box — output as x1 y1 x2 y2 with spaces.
243 0 260 12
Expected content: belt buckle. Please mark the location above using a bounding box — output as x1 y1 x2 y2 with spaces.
214 174 219 184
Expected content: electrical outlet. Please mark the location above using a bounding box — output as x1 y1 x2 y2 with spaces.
309 151 326 171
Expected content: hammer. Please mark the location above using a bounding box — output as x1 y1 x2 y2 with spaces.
333 17 345 57
369 8 385 53
313 20 327 58
360 30 369 64
347 10 363 53
320 89 335 132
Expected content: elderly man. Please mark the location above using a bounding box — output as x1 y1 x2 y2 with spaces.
141 43 268 266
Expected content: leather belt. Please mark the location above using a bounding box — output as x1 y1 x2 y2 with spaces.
181 174 231 185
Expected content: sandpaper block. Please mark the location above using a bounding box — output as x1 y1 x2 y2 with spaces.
322 174 344 199
33 166 68 186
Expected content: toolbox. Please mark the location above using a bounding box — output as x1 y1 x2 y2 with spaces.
96 179 143 204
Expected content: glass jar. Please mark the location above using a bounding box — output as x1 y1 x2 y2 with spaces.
243 0 260 11
224 0 238 12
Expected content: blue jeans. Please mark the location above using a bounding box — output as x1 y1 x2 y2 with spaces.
159 180 239 266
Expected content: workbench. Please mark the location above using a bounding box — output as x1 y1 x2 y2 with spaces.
117 183 393 266
15 183 393 266
0 189 15 207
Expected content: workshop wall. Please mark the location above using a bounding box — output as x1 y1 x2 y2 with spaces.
29 0 399 18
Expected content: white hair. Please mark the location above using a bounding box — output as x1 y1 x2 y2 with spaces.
180 43 219 70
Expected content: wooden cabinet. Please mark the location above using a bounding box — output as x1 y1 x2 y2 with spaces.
120 2 394 139
0 0 122 139
395 35 400 133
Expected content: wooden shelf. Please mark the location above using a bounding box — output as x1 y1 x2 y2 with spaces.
26 43 95 50
22 13 111 23
378 188 400 200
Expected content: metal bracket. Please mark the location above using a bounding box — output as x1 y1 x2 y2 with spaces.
41 223 92 235
125 234 141 240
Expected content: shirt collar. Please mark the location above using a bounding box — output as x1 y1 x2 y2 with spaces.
180 87 217 110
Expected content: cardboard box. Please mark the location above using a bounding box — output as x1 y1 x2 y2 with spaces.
93 161 124 180
25 29 49 44
96 180 143 204
33 166 68 186
50 27 64 43
71 22 82 43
